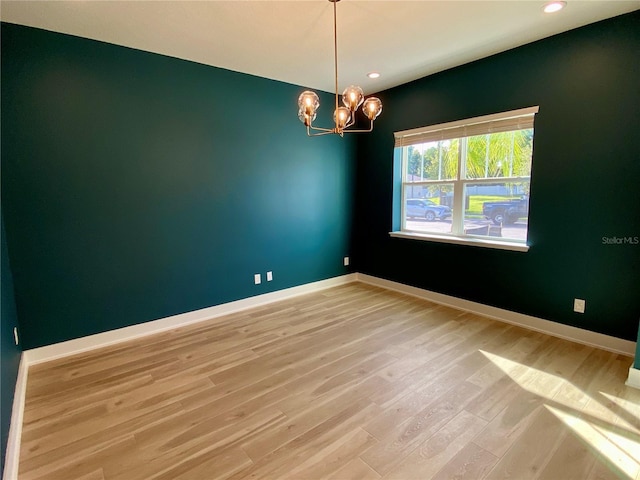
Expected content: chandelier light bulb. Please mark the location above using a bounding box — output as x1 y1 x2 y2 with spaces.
298 109 316 127
297 91 320 121
363 97 383 121
342 85 364 111
334 107 351 130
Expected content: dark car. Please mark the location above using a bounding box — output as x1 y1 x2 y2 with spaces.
406 199 451 221
482 196 529 225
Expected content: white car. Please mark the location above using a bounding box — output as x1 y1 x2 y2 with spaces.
406 199 451 221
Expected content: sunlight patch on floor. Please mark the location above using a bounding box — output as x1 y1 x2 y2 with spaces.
546 405 640 479
480 349 640 479
600 392 640 433
479 350 566 400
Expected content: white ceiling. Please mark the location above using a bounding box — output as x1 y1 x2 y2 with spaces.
1 1 638 94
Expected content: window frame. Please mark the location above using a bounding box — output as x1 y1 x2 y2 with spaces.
391 106 539 252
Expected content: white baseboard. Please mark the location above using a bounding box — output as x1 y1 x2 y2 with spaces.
24 274 357 365
356 273 636 357
23 273 636 366
23 270 637 365
626 366 640 390
3 354 28 480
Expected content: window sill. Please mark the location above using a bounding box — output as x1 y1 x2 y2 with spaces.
389 231 530 252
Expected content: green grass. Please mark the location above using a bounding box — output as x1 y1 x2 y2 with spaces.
427 195 521 215
467 195 520 214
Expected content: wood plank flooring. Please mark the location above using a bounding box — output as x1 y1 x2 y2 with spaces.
18 283 640 479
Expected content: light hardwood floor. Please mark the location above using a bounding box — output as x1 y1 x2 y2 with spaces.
18 283 640 479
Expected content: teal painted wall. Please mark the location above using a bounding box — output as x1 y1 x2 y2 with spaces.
1 23 355 350
1 211 21 476
354 11 640 341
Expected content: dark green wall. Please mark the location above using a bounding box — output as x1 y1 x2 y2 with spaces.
1 211 21 476
1 23 355 350
354 11 640 341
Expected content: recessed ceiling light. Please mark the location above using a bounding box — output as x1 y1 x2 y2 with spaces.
543 1 566 13
367 72 381 79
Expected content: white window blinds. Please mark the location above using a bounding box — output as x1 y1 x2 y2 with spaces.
394 106 539 148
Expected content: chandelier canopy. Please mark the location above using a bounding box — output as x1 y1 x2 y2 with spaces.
297 0 383 137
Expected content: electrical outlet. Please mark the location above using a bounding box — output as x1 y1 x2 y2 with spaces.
254 274 261 285
573 298 585 314
13 327 19 346
344 256 349 266
267 271 273 281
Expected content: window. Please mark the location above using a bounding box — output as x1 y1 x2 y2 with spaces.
392 106 538 250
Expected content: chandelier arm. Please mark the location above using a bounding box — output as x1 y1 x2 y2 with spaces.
307 129 339 137
340 120 375 134
309 125 336 133
344 115 356 129
307 125 337 136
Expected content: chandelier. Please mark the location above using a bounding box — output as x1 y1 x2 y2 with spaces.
297 0 383 137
